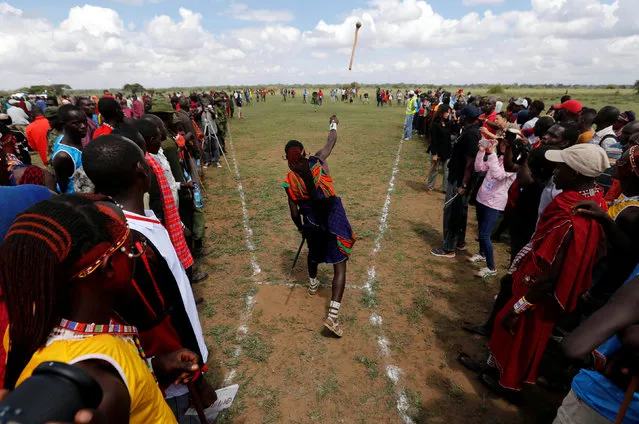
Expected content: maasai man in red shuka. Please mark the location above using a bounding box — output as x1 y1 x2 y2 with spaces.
485 144 611 397
459 144 611 401
283 115 355 338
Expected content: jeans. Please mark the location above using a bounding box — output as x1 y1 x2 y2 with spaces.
476 203 501 270
404 114 414 139
443 181 470 252
427 155 449 192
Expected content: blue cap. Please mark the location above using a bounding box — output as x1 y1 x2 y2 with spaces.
459 105 482 119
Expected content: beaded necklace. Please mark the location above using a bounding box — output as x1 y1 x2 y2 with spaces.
56 318 155 380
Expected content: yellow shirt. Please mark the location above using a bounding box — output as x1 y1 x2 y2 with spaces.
577 129 595 144
16 334 177 424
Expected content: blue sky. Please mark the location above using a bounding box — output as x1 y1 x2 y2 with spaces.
2 0 637 88
22 0 529 30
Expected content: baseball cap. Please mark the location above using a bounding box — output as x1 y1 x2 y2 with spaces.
553 99 582 115
514 98 528 108
459 105 482 119
545 143 609 177
409 90 415 95
8 99 18 105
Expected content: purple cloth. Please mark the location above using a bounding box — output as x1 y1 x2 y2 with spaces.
81 117 98 147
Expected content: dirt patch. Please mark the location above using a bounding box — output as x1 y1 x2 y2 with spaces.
195 101 558 423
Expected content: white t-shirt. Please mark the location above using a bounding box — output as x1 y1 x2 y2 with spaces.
124 209 208 399
7 106 29 125
538 180 562 221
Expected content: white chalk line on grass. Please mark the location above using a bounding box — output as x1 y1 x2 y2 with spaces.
223 122 261 384
226 122 261 276
255 280 365 290
364 138 414 424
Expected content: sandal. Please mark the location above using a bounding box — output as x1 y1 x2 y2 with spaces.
457 352 487 374
324 317 343 338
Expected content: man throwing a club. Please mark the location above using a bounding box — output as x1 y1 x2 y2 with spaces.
283 115 356 337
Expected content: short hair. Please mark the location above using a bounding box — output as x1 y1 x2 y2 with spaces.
560 95 572 103
580 108 597 121
112 124 145 152
531 100 545 112
58 105 83 124
598 106 621 125
559 123 580 146
82 135 145 196
97 98 120 120
534 116 556 138
134 119 159 142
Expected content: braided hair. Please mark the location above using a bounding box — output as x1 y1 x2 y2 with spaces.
285 140 334 228
285 140 318 203
0 194 127 389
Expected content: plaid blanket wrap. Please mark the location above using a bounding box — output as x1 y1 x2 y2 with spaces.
145 152 194 269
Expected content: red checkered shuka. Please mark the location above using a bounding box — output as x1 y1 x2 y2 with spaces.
145 153 194 269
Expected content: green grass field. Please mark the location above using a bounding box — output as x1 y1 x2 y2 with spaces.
193 94 582 423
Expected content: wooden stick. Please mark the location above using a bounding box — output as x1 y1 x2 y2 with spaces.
348 22 362 71
614 375 638 424
188 381 209 424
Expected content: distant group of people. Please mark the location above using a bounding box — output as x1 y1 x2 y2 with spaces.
398 87 639 423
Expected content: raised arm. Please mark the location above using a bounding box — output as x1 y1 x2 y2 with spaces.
562 276 639 360
315 115 339 162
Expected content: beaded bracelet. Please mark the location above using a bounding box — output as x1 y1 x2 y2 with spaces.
591 349 607 371
513 296 533 315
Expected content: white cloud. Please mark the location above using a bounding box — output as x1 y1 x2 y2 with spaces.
1 0 639 89
229 3 294 22
462 0 503 5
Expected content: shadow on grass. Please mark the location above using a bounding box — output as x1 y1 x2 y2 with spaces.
403 179 427 193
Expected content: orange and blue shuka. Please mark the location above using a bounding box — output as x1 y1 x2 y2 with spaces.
283 156 355 264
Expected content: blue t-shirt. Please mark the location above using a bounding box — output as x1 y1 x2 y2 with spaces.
52 140 82 194
0 185 53 240
572 264 639 424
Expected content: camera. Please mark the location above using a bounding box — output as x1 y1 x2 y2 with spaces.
506 129 530 164
0 362 103 424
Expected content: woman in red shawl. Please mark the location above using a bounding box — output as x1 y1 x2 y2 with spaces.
459 143 610 401
283 115 355 338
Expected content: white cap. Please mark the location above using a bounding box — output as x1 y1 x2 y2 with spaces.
545 143 609 177
8 99 18 105
409 90 415 96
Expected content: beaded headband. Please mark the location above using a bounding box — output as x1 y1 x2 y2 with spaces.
70 226 147 280
629 145 639 178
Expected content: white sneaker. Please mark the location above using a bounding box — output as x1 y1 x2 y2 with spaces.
475 267 497 278
403 137 410 141
468 254 486 263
